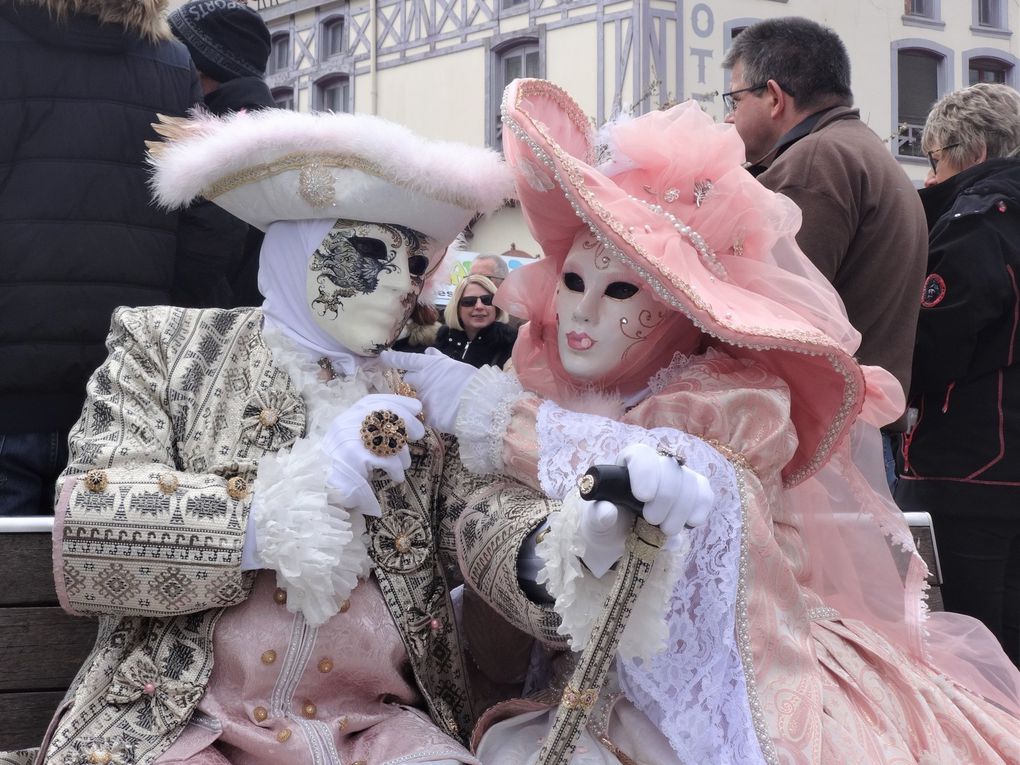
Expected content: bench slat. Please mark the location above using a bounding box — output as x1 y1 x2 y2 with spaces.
0 533 57 606
0 689 63 750
0 607 96 692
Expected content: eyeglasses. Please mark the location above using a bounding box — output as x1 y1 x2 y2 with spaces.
926 142 960 174
721 83 768 112
458 294 494 308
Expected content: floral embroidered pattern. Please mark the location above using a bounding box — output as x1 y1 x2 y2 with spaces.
105 652 203 734
369 508 432 572
240 389 304 450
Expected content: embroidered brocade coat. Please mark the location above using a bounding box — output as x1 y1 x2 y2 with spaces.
5 306 561 765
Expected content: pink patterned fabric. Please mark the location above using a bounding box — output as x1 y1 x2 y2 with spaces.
181 571 478 765
491 78 1020 762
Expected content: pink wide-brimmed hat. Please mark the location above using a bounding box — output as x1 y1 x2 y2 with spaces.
499 79 902 485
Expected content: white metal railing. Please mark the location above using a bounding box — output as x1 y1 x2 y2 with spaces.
0 516 54 533
896 122 926 158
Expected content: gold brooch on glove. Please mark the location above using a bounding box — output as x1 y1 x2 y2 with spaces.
360 410 408 456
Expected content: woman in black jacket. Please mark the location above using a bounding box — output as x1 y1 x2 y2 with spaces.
435 274 517 368
895 83 1020 666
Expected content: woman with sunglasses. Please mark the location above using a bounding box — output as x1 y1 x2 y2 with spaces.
435 273 517 368
896 82 1020 667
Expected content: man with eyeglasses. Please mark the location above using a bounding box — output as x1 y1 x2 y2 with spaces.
722 17 928 486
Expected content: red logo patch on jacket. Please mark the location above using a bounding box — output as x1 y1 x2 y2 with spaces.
921 273 946 308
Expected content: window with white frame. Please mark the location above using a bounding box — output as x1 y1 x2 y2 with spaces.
977 0 1006 29
323 17 344 58
896 49 940 157
269 33 290 74
969 56 1010 84
272 87 294 110
494 42 540 143
318 77 350 113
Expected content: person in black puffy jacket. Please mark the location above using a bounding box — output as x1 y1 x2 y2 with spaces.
169 0 276 309
895 83 1020 666
435 274 517 368
0 0 201 516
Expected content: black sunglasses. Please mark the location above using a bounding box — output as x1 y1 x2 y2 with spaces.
459 294 494 308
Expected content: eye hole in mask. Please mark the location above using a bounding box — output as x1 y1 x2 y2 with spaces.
348 236 388 261
408 255 429 276
563 272 584 292
605 281 639 299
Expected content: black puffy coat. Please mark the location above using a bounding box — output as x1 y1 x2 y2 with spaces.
434 322 517 369
173 76 276 309
0 0 201 434
897 158 1020 513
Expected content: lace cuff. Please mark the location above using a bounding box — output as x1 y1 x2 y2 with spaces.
536 490 686 660
252 436 371 627
455 366 524 474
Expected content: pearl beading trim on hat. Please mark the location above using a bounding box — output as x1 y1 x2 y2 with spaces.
502 80 859 488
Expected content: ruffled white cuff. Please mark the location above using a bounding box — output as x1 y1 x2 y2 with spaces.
454 366 524 474
536 490 686 660
252 436 371 627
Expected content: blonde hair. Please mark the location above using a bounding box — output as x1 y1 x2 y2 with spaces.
444 274 507 330
922 83 1020 169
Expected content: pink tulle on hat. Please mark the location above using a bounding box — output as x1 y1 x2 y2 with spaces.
499 79 904 485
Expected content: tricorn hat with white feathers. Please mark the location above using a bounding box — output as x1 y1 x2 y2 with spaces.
147 108 513 247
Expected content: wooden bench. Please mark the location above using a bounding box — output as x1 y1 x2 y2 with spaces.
0 510 944 751
0 517 97 751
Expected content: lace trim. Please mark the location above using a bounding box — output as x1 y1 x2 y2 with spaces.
528 399 765 762
251 438 371 628
535 490 686 660
455 366 524 474
646 351 693 395
254 329 380 627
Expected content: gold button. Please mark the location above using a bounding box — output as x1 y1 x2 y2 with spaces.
317 658 334 673
273 588 287 604
276 728 292 743
83 469 108 493
157 472 179 495
227 476 250 500
301 701 317 718
394 534 412 553
259 407 280 428
261 650 277 665
339 715 349 732
88 752 112 765
338 599 351 613
253 706 268 722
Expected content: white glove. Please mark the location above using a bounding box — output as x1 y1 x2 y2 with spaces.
578 443 714 577
578 499 633 577
618 443 713 534
320 393 426 516
379 348 480 434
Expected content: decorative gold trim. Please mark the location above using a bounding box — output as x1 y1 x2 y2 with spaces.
201 152 479 212
561 685 598 711
702 439 760 482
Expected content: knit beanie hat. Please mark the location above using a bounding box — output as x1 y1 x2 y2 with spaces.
169 1 272 82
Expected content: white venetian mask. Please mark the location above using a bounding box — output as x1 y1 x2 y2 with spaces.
555 232 668 380
306 219 434 356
